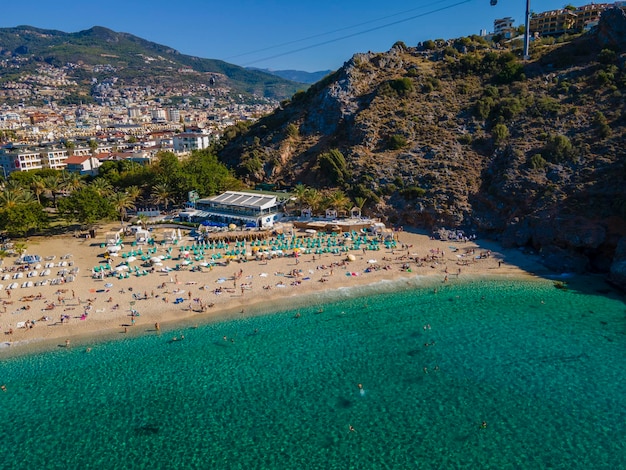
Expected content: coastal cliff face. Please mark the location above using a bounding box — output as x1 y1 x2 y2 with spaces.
218 11 626 285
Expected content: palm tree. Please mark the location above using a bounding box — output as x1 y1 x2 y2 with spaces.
0 184 34 210
13 242 27 257
353 197 367 217
61 171 85 193
89 178 113 198
30 176 47 205
43 173 61 207
325 189 350 213
151 182 173 211
125 185 142 204
137 214 148 230
110 191 136 228
302 187 322 215
0 249 8 267
293 183 308 210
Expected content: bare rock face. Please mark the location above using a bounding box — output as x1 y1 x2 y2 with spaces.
541 245 589 273
597 7 626 49
502 216 606 250
609 237 626 289
301 55 368 136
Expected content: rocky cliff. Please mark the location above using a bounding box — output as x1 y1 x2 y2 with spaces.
218 10 626 287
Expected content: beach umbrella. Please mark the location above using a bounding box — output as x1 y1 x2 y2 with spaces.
115 265 129 272
347 254 356 261
228 223 237 230
127 256 137 263
104 283 113 288
368 259 378 264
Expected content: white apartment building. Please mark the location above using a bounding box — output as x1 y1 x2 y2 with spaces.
41 148 69 170
168 108 181 123
0 149 44 175
494 17 516 38
173 132 211 152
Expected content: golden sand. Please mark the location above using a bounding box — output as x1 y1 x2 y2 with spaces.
0 224 547 354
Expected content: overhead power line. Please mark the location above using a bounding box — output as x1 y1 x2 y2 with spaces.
225 0 455 61
241 0 472 67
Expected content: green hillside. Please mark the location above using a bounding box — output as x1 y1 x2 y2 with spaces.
0 25 304 101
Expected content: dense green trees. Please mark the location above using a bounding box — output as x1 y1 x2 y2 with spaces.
58 186 115 225
0 147 241 237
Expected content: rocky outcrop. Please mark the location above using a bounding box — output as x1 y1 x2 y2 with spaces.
541 245 590 273
218 18 626 285
609 237 626 289
597 7 626 50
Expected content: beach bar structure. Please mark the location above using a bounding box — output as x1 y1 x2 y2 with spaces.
162 229 179 244
193 191 285 228
134 229 151 245
105 231 122 246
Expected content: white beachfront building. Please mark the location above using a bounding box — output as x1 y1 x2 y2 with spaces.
193 191 285 228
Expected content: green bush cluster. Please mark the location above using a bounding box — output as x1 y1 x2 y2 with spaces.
542 134 575 163
389 78 414 96
388 134 408 150
529 153 548 170
318 149 348 185
400 186 427 200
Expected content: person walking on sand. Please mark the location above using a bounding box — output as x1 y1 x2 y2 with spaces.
155 322 160 331
65 339 70 348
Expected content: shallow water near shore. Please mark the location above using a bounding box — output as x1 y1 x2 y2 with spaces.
1 276 625 469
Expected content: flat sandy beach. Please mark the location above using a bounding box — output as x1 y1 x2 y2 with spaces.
0 224 549 355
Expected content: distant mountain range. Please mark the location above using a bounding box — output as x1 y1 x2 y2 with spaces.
0 26 305 104
248 68 334 84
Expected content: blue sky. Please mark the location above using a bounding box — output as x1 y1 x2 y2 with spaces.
2 1 577 72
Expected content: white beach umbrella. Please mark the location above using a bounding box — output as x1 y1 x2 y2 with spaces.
127 256 137 263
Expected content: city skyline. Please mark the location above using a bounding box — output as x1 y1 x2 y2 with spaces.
2 0 575 72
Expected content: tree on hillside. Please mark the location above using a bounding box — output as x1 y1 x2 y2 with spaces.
318 149 348 185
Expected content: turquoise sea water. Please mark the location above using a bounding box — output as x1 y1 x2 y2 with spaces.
1 276 625 469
